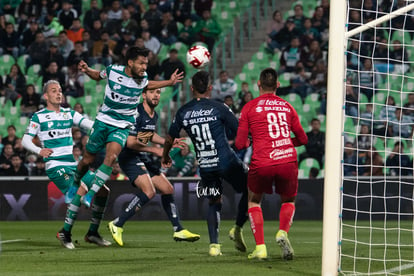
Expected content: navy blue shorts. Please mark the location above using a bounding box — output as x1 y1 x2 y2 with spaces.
199 158 248 197
118 154 161 186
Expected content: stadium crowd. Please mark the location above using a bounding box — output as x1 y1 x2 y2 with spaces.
0 0 219 176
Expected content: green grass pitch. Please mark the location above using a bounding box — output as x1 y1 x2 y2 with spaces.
0 220 322 275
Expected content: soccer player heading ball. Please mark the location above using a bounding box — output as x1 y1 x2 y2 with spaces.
235 68 308 260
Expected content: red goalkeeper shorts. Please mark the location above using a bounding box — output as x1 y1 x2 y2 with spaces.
247 161 298 196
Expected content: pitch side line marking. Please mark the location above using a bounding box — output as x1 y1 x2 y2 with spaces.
0 239 27 244
374 263 414 274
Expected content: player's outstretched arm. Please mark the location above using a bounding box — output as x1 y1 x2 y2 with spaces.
151 133 186 149
126 135 163 156
147 69 184 90
78 60 102 81
161 135 174 168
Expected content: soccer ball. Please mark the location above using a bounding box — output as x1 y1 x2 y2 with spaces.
186 45 211 69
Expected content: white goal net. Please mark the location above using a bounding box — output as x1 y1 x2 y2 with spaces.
334 1 414 275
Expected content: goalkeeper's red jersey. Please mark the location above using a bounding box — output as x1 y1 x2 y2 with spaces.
235 93 308 170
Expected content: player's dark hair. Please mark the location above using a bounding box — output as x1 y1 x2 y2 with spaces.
259 68 278 91
125 46 149 63
192 71 210 94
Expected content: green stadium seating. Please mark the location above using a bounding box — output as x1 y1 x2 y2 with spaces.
0 54 15 76
317 114 326 132
344 116 356 133
298 157 321 178
391 29 412 46
372 91 387 105
298 114 310 131
169 42 188 62
17 54 30 74
66 96 77 108
26 64 42 83
285 93 303 107
251 51 272 71
5 14 16 25
358 93 369 104
0 117 11 136
160 86 174 105
295 145 306 158
301 103 316 122
304 93 321 113
278 72 291 88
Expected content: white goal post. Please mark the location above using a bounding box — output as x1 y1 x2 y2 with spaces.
322 1 414 275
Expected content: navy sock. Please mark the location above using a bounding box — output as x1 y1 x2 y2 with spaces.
161 194 183 232
236 189 249 228
115 192 149 227
207 202 222 244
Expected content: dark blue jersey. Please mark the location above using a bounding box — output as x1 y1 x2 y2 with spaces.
168 98 239 172
120 103 158 163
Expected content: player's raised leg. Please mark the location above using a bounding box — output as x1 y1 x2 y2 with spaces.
152 174 200 242
81 139 124 207
67 151 95 203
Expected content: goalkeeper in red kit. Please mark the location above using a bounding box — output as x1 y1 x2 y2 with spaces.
235 68 308 260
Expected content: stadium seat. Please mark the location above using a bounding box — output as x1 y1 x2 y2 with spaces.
301 103 316 122
0 117 11 136
0 54 15 76
83 76 97 95
4 14 16 25
386 137 409 153
298 157 321 178
374 137 386 151
225 1 239 16
17 54 30 74
160 86 174 105
295 145 306 158
285 93 303 107
26 64 42 83
298 114 310 131
169 42 188 62
234 72 247 87
218 11 234 30
92 63 105 71
358 93 369 104
278 72 291 88
344 116 356 131
304 93 321 113
391 29 412 46
317 114 326 132
95 83 105 99
66 96 77 108
372 91 387 105
251 51 272 71
388 90 406 107
251 84 259 98
403 80 414 91
158 44 170 60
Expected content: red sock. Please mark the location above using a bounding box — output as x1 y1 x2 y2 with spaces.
248 206 264 245
279 203 295 232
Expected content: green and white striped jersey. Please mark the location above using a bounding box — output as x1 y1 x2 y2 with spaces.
26 107 85 170
97 64 148 128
